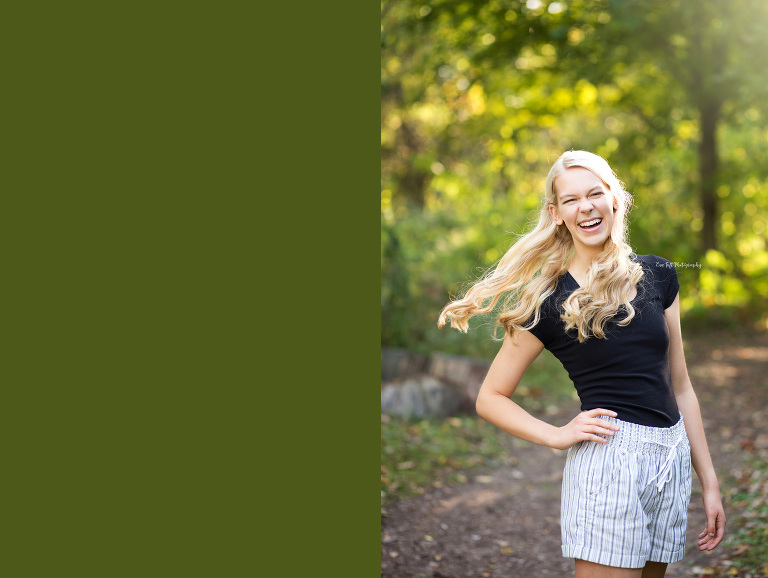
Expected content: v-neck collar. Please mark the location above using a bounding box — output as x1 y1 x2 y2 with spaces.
563 260 642 305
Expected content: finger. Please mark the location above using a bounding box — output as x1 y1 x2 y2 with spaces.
698 523 722 549
580 424 617 435
698 524 715 541
585 434 609 444
588 419 620 431
588 426 616 436
588 408 618 418
710 519 726 549
706 512 724 539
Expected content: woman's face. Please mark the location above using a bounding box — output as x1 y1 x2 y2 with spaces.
549 167 618 253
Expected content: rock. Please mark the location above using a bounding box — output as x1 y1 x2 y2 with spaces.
381 348 429 381
427 352 491 403
381 375 462 418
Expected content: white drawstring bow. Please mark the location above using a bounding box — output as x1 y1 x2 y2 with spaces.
644 434 685 492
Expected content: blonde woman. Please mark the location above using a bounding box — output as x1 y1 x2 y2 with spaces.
438 151 725 578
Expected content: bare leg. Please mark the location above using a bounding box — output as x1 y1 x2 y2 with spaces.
641 561 667 578
575 560 642 578
575 559 667 577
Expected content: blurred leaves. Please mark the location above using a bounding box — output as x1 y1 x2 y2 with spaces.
716 436 768 576
380 414 511 503
381 0 768 356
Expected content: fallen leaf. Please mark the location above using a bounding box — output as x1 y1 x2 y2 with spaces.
740 437 755 451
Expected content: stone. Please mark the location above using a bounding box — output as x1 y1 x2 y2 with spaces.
427 352 491 403
381 375 462 418
381 348 428 381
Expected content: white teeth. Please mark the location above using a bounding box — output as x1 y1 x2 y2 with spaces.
579 218 601 228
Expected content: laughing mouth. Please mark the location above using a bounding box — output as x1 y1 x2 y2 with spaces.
578 218 602 229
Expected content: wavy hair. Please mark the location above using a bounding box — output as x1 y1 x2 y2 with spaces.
437 150 644 343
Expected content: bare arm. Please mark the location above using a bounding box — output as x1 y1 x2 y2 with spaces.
476 329 619 451
665 293 726 551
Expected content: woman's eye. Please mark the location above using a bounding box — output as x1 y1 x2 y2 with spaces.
591 191 603 197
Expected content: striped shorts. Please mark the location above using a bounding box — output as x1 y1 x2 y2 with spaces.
561 413 692 568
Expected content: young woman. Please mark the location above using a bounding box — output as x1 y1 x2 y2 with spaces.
438 151 725 577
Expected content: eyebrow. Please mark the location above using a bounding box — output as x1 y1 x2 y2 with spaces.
558 185 603 201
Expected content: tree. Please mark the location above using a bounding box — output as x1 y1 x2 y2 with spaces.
384 0 768 251
381 0 768 355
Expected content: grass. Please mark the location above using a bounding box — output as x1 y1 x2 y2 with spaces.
710 454 768 577
380 414 512 504
380 348 577 506
512 347 578 412
380 413 768 577
380 329 768 577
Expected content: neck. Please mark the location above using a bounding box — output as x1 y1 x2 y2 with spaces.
570 246 605 276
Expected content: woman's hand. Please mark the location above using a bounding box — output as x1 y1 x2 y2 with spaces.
551 408 621 451
697 490 726 551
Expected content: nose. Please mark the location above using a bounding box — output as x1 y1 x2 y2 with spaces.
579 198 594 211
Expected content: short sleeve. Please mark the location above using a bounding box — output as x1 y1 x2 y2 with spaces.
657 257 680 309
523 302 557 348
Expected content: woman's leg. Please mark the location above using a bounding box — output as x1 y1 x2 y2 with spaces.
574 560 667 578
640 561 668 578
575 560 641 577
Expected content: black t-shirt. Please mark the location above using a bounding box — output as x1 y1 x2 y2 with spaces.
525 254 681 427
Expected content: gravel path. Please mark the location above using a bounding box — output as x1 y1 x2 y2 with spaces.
381 329 768 577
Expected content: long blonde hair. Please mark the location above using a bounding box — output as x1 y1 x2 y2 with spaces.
437 150 644 343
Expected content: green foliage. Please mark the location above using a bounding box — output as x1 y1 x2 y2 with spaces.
380 353 577 504
720 455 768 575
381 0 768 354
380 414 511 503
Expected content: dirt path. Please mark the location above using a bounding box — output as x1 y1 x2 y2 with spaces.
381 329 768 577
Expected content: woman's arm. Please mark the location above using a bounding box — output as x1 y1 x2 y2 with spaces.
476 329 620 451
665 294 726 551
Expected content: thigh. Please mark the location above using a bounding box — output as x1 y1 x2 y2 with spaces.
575 560 669 578
641 561 668 578
575 559 643 578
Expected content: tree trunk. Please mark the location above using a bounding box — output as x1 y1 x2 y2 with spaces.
698 100 720 252
398 121 429 209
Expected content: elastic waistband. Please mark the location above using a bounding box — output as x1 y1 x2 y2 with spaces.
596 412 686 455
